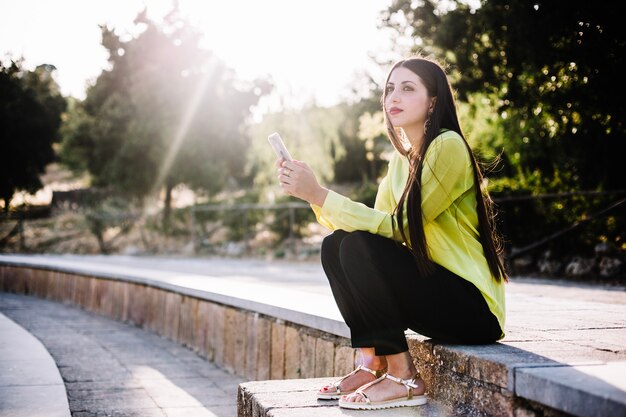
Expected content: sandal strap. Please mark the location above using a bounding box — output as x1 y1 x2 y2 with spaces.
331 365 386 394
353 374 386 405
384 373 421 400
360 365 387 378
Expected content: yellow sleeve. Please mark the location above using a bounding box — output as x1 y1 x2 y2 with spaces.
420 136 474 223
310 156 406 241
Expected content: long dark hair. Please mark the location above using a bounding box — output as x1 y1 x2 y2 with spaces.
383 56 508 283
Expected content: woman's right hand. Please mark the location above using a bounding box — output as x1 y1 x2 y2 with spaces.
275 158 328 206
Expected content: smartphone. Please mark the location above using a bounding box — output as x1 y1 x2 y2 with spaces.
267 132 293 161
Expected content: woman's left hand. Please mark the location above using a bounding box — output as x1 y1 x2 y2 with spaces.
276 158 328 206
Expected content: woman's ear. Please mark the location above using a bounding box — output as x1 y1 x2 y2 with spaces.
429 97 437 111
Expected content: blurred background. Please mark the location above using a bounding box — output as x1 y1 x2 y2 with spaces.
1 0 624 284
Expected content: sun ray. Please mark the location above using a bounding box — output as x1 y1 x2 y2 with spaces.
152 61 218 196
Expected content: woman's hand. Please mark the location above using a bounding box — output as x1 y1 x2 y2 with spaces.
275 158 328 206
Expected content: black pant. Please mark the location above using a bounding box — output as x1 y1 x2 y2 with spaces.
321 230 502 355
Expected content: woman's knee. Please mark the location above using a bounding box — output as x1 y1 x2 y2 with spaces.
338 231 380 261
321 230 350 263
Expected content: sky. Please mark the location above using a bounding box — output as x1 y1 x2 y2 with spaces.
0 0 401 113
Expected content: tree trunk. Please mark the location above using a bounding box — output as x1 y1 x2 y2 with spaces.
162 180 173 232
2 196 10 214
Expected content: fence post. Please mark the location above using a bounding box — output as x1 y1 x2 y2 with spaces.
18 213 25 250
243 207 250 253
288 205 295 240
189 206 197 254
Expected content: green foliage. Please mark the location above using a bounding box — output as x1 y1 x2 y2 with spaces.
382 0 626 262
246 104 345 194
267 195 316 239
83 197 137 254
60 8 270 208
0 60 67 210
384 0 625 191
246 101 391 201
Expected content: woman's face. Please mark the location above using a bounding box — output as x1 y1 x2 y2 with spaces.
384 66 433 131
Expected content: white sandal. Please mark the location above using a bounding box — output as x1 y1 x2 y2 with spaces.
338 372 428 410
316 365 387 400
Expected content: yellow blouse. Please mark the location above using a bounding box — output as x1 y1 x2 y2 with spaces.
311 130 506 337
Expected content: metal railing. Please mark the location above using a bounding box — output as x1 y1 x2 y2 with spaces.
190 202 311 253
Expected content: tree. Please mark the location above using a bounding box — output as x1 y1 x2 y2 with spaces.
61 8 270 228
382 0 626 191
0 60 66 212
382 0 626 262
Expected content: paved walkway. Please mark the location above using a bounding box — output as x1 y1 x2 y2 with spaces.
0 292 243 417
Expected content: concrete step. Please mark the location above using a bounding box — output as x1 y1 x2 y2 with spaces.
0 311 71 417
237 377 455 417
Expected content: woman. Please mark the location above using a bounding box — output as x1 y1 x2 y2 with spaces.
275 55 507 410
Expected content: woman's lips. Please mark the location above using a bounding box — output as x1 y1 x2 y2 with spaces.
388 107 403 115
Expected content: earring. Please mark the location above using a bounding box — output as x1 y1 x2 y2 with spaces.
424 109 434 136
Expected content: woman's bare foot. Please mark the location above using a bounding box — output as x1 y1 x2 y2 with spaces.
318 348 387 395
341 351 425 403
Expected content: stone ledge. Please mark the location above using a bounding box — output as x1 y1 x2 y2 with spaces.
0 255 350 337
237 378 454 417
516 362 626 417
0 312 71 417
407 333 626 416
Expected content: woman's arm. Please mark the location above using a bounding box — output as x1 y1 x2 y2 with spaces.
276 156 406 241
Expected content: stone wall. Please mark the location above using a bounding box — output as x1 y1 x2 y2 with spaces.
0 265 356 382
0 264 578 417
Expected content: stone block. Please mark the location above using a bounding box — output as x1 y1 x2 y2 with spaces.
245 313 259 380
145 287 166 333
223 307 246 374
116 280 127 320
87 277 100 312
284 325 301 379
75 275 89 308
178 295 196 348
243 313 272 381
256 316 272 381
212 304 226 367
194 300 211 358
237 378 453 417
270 320 286 380
125 283 145 326
164 292 182 341
333 345 355 377
59 272 69 301
65 274 77 305
467 354 511 389
233 310 248 377
299 331 316 378
436 369 472 407
516 363 626 417
432 344 471 375
408 336 436 369
314 338 334 377
98 277 111 315
471 383 514 417
44 269 58 299
6 267 25 294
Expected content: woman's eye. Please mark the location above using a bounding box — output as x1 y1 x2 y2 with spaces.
385 86 394 93
403 86 414 91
